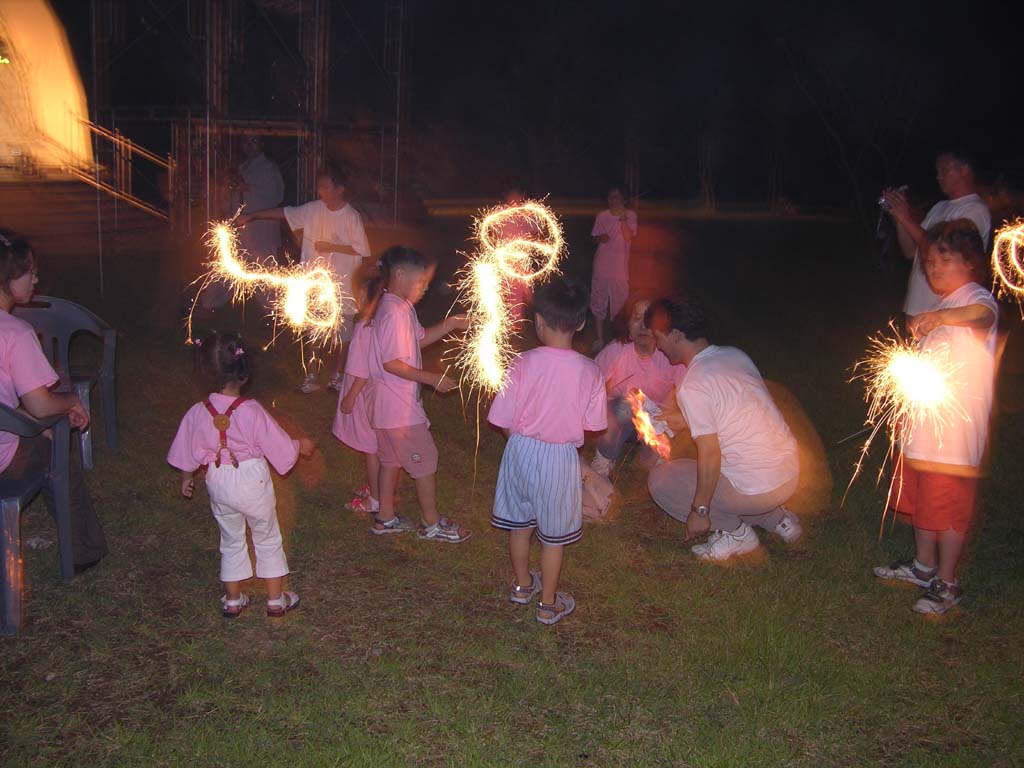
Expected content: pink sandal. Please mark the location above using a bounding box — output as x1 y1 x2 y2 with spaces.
221 593 250 618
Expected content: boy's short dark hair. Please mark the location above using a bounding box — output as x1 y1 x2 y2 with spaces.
923 219 989 282
644 298 709 341
0 228 34 293
319 163 348 188
533 276 588 332
936 149 978 174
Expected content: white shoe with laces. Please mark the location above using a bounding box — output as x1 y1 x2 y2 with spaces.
299 373 320 394
691 523 760 561
773 510 803 544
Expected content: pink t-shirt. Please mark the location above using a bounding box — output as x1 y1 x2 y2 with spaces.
594 341 684 403
488 347 607 446
331 319 377 453
0 310 60 473
368 292 428 429
167 394 300 475
677 345 798 495
591 209 637 280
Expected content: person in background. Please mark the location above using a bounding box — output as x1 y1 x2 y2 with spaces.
590 187 637 351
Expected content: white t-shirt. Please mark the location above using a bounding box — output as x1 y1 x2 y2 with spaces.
904 193 991 316
677 345 799 495
283 200 371 312
902 282 998 469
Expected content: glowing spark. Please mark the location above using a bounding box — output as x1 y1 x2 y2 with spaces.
626 388 671 460
992 219 1024 316
188 219 344 348
453 201 565 393
845 325 967 525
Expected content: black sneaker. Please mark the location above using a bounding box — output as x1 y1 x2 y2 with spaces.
913 579 962 615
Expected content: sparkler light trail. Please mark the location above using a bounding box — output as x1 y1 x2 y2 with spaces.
626 388 672 460
188 218 344 349
845 325 966 526
992 219 1024 315
453 201 565 393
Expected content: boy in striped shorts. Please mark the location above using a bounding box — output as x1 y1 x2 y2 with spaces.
488 277 607 624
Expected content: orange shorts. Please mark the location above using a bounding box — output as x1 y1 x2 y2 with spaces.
887 461 978 533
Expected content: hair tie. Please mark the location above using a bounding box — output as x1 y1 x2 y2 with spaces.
192 338 203 347
0 233 10 247
234 347 245 357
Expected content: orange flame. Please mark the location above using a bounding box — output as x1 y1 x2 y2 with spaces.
626 388 671 460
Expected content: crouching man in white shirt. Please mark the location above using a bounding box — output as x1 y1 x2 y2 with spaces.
644 299 802 562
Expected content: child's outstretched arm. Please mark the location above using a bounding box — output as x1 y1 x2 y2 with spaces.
339 376 367 414
909 303 996 339
181 470 195 499
420 315 469 347
383 359 459 394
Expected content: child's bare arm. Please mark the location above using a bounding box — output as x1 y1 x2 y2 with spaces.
181 471 195 499
910 304 996 338
382 359 459 393
339 376 367 414
420 315 469 347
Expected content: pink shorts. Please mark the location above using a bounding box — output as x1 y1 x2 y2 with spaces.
590 271 628 320
375 423 438 478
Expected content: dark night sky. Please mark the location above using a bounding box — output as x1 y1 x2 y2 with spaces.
51 0 1024 208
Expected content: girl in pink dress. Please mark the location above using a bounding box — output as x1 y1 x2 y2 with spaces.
168 333 314 618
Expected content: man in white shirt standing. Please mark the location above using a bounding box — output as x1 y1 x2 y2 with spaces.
882 151 990 321
643 299 803 562
238 164 372 393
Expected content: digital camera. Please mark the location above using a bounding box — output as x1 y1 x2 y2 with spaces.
878 185 908 211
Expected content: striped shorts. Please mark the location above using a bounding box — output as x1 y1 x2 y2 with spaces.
491 433 582 546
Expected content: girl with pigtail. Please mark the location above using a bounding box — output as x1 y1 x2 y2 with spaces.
364 246 472 542
168 332 315 617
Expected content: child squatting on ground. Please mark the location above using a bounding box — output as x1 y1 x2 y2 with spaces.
332 274 383 515
873 219 999 615
365 246 471 542
488 277 608 624
167 333 315 617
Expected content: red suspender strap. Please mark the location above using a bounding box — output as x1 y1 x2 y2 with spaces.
202 397 249 468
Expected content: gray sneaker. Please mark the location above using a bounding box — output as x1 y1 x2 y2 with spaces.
510 570 542 604
299 373 320 394
913 579 962 615
873 558 936 588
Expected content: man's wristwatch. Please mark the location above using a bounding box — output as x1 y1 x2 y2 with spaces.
691 504 709 518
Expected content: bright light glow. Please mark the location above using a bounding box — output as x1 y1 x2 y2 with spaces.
453 201 565 393
188 219 343 348
992 219 1024 315
626 388 671 460
846 326 967 522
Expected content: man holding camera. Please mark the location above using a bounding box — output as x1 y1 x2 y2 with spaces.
882 151 990 319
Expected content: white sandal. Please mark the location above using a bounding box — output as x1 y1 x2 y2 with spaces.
266 591 300 618
221 593 250 618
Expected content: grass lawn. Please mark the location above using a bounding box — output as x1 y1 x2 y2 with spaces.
1 215 1022 767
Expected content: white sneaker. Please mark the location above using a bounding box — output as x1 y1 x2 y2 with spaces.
590 452 613 479
327 373 344 392
691 523 760 561
299 373 320 394
773 509 803 544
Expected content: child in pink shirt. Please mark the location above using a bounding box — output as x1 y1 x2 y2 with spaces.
332 275 382 514
366 246 470 542
168 333 314 618
590 187 637 349
489 277 607 624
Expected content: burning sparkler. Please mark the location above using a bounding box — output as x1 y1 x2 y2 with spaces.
188 217 344 349
845 325 966 522
453 201 565 393
992 219 1024 315
626 388 672 460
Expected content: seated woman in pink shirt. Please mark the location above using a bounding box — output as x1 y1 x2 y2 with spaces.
0 230 107 574
590 298 684 479
168 333 314 617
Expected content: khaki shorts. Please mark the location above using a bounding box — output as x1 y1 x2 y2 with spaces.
376 423 438 478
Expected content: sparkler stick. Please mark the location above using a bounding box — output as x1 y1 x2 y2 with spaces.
845 324 967 533
453 201 565 393
187 215 345 350
992 219 1024 316
626 388 672 460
